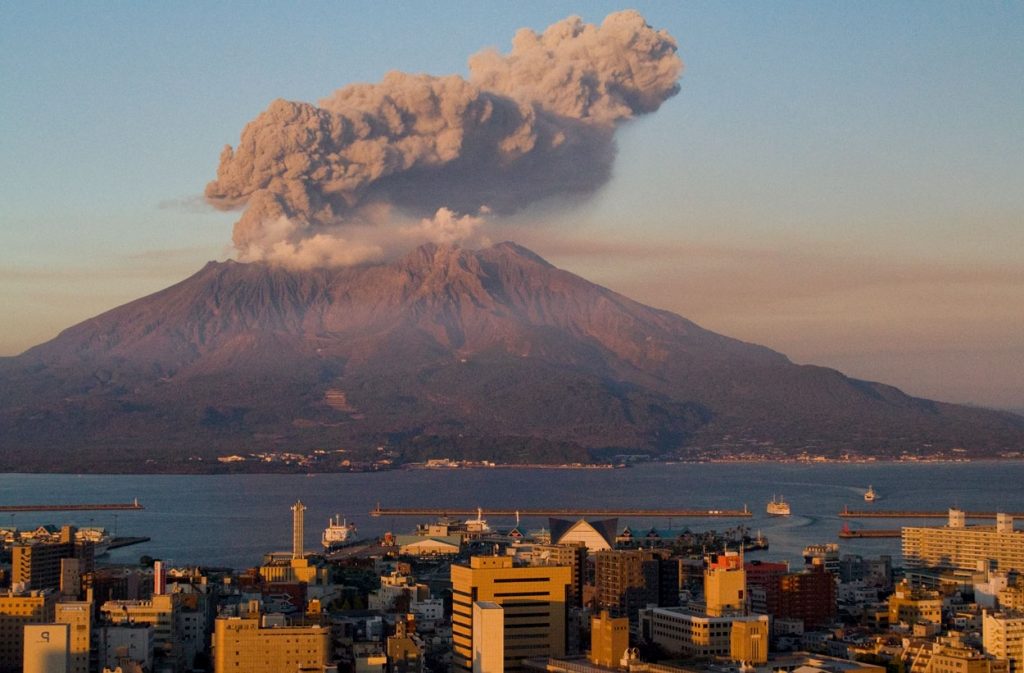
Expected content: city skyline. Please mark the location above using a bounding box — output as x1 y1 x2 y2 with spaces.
2 2 1022 411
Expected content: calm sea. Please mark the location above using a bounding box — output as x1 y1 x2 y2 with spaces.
1 461 1021 570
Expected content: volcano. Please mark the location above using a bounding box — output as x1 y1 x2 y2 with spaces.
1 242 1021 472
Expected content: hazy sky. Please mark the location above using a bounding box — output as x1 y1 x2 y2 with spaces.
2 2 1022 411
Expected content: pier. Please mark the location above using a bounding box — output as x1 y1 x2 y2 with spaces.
0 500 143 512
108 536 151 550
371 505 752 518
840 507 1024 519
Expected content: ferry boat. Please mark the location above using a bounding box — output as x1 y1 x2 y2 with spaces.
766 495 791 516
864 485 877 502
321 515 357 550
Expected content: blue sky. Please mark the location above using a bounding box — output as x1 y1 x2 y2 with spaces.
2 2 1022 409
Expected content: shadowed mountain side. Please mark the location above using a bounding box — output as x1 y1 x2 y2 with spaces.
1 242 1022 472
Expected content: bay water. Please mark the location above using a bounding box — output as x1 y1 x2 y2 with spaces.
1 461 1021 570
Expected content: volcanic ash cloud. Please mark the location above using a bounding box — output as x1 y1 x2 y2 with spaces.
205 10 683 268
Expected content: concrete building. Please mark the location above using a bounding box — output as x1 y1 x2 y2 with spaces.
593 548 679 621
888 581 943 626
983 611 1024 673
706 551 746 617
904 510 1024 572
23 623 69 673
53 602 91 673
473 602 504 673
589 610 628 668
730 617 770 665
99 592 207 671
0 590 56 673
451 556 570 673
386 619 423 673
12 527 94 592
529 544 588 609
94 624 154 673
212 611 331 673
915 632 1009 673
638 606 769 659
746 560 789 616
778 565 838 629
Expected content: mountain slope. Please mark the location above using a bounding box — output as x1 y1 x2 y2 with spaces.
1 242 1021 471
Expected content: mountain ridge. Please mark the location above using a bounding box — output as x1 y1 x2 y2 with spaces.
1 242 1022 472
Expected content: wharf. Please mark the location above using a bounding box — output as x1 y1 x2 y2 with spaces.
371 505 752 518
108 536 150 550
840 507 1024 519
0 500 143 512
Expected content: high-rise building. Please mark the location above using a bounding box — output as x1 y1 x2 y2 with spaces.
473 602 504 673
589 610 628 668
23 623 69 673
12 527 94 593
53 602 91 673
983 611 1024 673
451 556 570 673
0 590 56 673
904 510 1024 572
530 543 587 609
593 548 678 621
778 564 837 629
745 560 788 616
705 551 746 617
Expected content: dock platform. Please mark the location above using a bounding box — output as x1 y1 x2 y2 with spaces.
0 500 143 512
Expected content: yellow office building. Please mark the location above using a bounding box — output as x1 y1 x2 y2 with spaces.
213 616 330 673
0 591 56 672
451 556 570 673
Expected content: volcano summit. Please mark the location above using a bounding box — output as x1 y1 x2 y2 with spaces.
1 242 1021 472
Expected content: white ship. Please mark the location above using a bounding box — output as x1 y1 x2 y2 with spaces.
464 507 492 534
321 515 357 550
864 485 876 502
766 495 791 516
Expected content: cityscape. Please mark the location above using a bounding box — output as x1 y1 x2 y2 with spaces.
5 497 1024 673
3 3 1024 673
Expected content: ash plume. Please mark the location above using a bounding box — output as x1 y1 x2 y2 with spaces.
206 10 682 268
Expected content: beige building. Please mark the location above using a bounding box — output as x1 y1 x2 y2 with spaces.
730 617 769 665
917 632 1010 673
888 581 943 626
451 556 570 673
984 611 1024 673
639 606 769 659
23 623 69 673
473 602 504 673
904 511 1024 573
54 602 91 673
101 593 177 662
705 551 746 617
589 610 628 668
0 590 56 672
212 614 330 673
